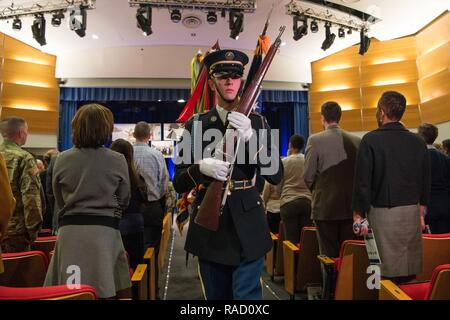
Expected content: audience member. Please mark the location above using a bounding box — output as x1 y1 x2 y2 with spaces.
277 134 312 243
442 139 450 157
418 123 450 234
352 91 430 285
44 103 131 299
304 102 360 258
0 117 42 252
0 153 15 273
262 181 281 234
111 138 146 270
40 149 59 230
133 121 169 297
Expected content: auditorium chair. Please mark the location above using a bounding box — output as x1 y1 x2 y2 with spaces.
0 284 97 300
0 251 48 287
131 264 149 300
32 236 57 261
158 213 172 270
283 227 322 300
38 229 53 237
265 221 285 280
318 240 377 300
417 233 450 281
144 247 157 300
380 264 450 300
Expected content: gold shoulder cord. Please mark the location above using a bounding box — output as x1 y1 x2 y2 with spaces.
187 166 198 187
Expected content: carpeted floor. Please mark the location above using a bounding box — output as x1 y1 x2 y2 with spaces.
158 218 307 300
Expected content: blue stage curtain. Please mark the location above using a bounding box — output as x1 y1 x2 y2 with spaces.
58 101 77 151
59 87 309 172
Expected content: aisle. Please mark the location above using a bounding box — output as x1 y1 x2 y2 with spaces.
159 218 293 300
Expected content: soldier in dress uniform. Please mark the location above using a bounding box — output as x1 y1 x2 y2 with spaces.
173 49 283 300
0 117 42 252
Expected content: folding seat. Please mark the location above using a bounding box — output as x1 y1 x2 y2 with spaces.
318 240 377 300
143 247 157 300
0 284 97 300
265 221 285 280
38 229 53 237
417 233 450 281
0 251 48 287
32 236 57 261
131 264 149 300
283 227 322 299
380 264 450 300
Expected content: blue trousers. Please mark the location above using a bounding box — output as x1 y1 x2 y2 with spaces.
198 257 264 300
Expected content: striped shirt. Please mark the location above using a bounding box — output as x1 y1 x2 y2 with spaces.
133 142 169 201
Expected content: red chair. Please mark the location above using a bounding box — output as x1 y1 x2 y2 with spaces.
0 251 48 287
417 233 450 281
380 264 450 300
0 285 97 300
318 240 377 300
32 236 57 261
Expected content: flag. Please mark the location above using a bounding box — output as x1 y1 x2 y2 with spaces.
243 34 270 94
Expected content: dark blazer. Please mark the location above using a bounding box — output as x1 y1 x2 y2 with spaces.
352 122 431 214
173 108 283 266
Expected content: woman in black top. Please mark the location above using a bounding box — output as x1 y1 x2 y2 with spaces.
111 139 146 269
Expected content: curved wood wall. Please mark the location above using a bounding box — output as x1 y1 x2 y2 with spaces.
310 11 449 134
0 33 59 134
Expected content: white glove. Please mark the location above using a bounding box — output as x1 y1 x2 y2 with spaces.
199 158 230 181
228 112 253 142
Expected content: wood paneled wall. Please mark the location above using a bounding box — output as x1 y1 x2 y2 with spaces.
310 11 449 134
0 34 59 134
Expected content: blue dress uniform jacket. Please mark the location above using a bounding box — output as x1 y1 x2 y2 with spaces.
174 108 283 266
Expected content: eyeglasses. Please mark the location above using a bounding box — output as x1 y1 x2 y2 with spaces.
213 73 241 80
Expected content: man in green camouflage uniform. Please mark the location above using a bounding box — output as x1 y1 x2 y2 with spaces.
0 117 42 252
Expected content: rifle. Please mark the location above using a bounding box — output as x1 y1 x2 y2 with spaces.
194 26 286 231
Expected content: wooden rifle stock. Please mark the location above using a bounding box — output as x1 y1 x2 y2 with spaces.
194 26 286 231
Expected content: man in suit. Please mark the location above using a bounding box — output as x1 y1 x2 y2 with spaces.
304 102 360 259
352 91 430 284
173 49 283 300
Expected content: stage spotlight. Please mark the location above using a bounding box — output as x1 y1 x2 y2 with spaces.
51 11 65 27
207 11 217 24
12 17 21 30
69 5 87 37
321 22 336 51
338 26 345 38
229 10 244 40
31 14 46 46
310 19 318 33
293 14 308 41
136 5 152 36
347 27 352 35
171 9 182 23
359 28 371 55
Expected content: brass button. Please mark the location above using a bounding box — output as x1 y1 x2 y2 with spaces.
257 201 261 205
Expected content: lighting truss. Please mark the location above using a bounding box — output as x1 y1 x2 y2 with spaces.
128 0 256 13
286 0 378 33
0 1 96 20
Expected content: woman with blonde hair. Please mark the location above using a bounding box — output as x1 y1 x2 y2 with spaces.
44 103 131 299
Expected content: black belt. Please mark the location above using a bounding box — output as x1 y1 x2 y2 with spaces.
59 215 120 230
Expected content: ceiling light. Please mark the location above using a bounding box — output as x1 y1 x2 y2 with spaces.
69 5 87 37
207 11 217 24
12 17 21 30
338 26 345 38
321 22 336 51
136 5 152 36
229 10 244 40
293 14 308 41
347 28 353 35
31 14 46 46
359 28 371 55
310 19 319 33
51 11 65 27
92 34 99 40
171 9 182 23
